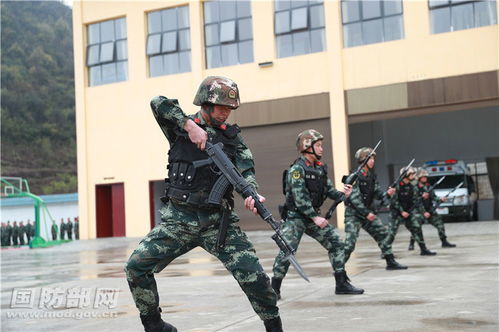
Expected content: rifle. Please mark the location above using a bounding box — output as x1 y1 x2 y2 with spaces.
378 158 416 207
434 181 464 209
324 140 382 220
427 176 446 193
196 142 310 282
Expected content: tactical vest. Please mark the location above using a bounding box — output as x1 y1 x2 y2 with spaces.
398 183 414 211
420 185 432 211
346 170 376 209
165 122 240 209
285 158 328 211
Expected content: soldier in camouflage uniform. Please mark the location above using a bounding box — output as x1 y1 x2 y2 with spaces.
271 130 364 300
408 168 456 250
343 147 407 270
60 218 66 240
6 221 13 246
125 76 282 332
12 221 19 246
18 221 26 245
0 222 6 246
387 167 437 256
25 220 33 243
51 220 58 241
66 217 73 240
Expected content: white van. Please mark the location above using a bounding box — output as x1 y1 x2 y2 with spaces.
422 159 477 221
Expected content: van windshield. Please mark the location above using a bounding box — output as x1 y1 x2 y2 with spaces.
428 175 466 189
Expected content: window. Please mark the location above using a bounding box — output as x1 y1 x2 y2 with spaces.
86 18 128 86
341 0 404 48
147 6 191 77
274 0 326 58
203 0 253 69
429 0 497 34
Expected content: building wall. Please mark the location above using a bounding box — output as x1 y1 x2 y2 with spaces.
73 0 499 239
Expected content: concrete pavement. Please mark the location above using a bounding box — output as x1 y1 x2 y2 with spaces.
1 220 498 331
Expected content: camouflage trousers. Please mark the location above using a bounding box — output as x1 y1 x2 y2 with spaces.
343 211 393 263
411 213 447 241
124 202 279 321
386 213 426 248
272 212 345 280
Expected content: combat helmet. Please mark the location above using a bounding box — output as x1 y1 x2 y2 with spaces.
355 147 376 163
401 166 417 177
193 76 240 109
416 168 429 179
296 129 323 153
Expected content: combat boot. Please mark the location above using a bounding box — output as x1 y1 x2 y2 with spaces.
140 308 177 332
264 316 283 332
385 254 408 270
271 277 282 300
419 243 437 256
408 238 415 251
441 237 456 248
334 271 364 295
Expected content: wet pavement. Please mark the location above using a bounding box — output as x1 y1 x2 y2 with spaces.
1 220 498 331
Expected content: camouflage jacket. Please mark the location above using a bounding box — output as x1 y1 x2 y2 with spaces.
417 183 442 213
390 181 424 217
346 169 384 217
285 156 344 220
150 95 258 190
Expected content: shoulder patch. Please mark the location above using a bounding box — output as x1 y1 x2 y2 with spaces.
292 170 301 180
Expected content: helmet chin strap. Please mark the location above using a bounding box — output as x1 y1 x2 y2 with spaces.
303 142 322 160
202 105 224 126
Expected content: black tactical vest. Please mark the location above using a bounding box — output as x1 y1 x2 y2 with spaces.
165 122 240 208
357 171 376 208
398 183 414 211
286 158 328 211
420 185 432 211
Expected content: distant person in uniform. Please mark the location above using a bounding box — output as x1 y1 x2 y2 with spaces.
25 220 33 243
60 218 66 240
18 221 26 245
74 217 79 240
66 217 73 240
29 220 35 239
51 220 58 241
6 221 13 246
1 222 6 246
12 221 19 246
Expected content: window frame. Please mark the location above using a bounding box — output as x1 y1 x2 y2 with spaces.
341 0 404 48
274 0 326 58
146 5 192 77
86 17 128 86
428 0 498 34
203 0 254 69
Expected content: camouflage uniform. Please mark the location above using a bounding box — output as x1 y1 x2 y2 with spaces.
67 219 73 240
0 224 6 246
125 78 280 330
18 222 26 245
6 222 12 246
344 168 393 262
74 220 79 240
51 222 58 241
25 222 33 243
409 180 455 248
60 221 66 240
12 223 19 246
387 181 435 254
273 156 346 279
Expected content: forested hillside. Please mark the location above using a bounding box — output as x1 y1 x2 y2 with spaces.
1 1 76 194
